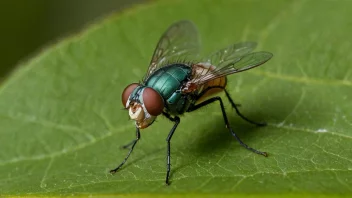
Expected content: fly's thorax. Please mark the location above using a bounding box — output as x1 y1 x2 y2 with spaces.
121 84 164 129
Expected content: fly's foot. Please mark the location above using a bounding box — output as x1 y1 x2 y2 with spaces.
109 169 119 174
253 150 268 157
256 121 267 127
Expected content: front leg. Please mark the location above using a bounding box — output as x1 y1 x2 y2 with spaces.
110 127 140 174
121 139 136 149
162 112 180 185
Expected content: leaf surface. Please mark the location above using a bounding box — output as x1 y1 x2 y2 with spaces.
0 0 352 196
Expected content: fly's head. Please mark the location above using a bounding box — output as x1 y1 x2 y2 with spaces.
122 83 164 129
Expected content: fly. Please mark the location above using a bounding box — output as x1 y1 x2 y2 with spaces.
109 20 273 185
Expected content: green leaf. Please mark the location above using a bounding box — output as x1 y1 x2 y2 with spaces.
1 0 351 196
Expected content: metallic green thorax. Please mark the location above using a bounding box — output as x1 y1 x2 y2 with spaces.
145 64 194 115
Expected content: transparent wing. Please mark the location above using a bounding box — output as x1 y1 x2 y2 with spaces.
192 49 273 85
205 42 258 67
142 20 201 82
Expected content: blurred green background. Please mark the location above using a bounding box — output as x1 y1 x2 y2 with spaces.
0 0 144 81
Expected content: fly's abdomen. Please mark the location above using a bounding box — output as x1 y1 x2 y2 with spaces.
145 64 191 103
196 76 227 103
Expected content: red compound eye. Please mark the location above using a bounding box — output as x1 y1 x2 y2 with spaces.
143 87 164 116
121 83 139 107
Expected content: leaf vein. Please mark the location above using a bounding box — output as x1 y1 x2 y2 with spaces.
0 124 131 166
248 70 352 87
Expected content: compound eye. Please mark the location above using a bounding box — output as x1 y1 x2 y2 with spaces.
121 83 139 107
143 87 164 116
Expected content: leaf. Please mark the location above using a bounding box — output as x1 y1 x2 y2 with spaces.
1 0 352 196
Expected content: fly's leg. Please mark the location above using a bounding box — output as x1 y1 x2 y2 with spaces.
162 112 180 185
187 97 267 157
121 139 136 149
224 89 266 126
110 127 140 174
